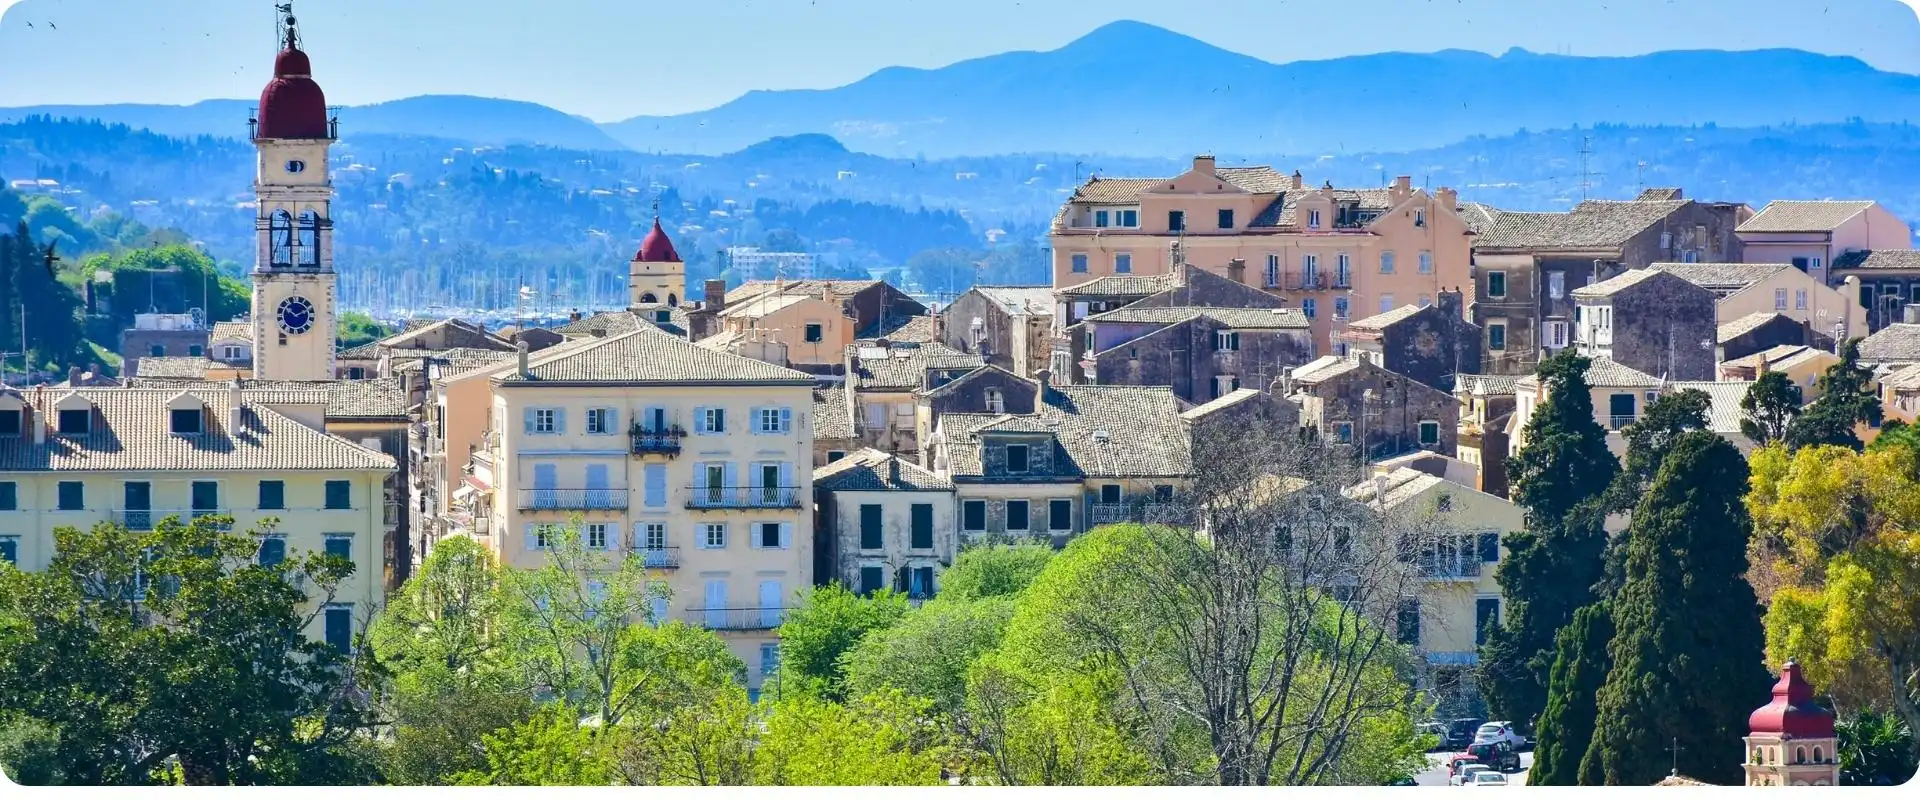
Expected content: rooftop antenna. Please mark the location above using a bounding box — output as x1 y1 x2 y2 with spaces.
1577 135 1596 201
1636 161 1649 193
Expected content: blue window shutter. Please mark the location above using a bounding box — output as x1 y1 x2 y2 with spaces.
723 462 738 490
749 521 762 549
644 465 666 507
586 463 609 490
522 407 536 433
603 407 619 434
748 462 765 489
779 522 792 549
779 461 794 489
693 406 708 434
779 407 793 433
553 408 567 434
749 406 764 435
524 523 538 551
647 406 666 432
533 463 557 490
693 462 711 489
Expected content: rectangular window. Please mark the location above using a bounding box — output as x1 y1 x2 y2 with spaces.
258 480 285 510
757 407 786 434
1214 330 1240 351
1795 289 1808 310
1793 256 1810 271
1302 298 1317 319
0 409 18 436
909 566 936 600
324 480 350 510
1005 444 1029 473
860 504 883 550
1419 420 1440 445
644 464 667 507
859 565 885 596
1488 323 1507 351
170 408 202 435
531 408 557 434
585 523 609 549
1487 271 1508 299
1478 532 1501 563
1214 375 1240 398
1302 253 1319 283
1118 209 1137 227
586 407 614 435
962 500 986 532
324 606 353 654
1217 209 1234 229
258 536 286 566
58 409 90 435
1335 253 1351 287
1093 209 1109 228
0 481 14 511
702 523 727 549
1334 297 1349 320
638 523 668 552
1049 499 1072 531
1005 500 1030 532
1380 250 1396 274
1114 253 1132 274
1544 320 1568 349
1397 599 1421 645
0 536 17 565
1475 598 1501 646
1775 288 1789 310
825 450 847 464
803 323 823 343
700 407 727 434
1334 422 1354 444
324 534 351 562
1168 210 1185 232
1419 251 1433 274
57 481 83 511
910 504 934 549
1548 271 1565 299
1380 294 1395 315
188 345 203 357
1071 253 1088 273
758 522 781 548
1414 209 1427 227
1265 254 1281 287
191 481 219 512
1308 209 1322 229
1100 484 1122 503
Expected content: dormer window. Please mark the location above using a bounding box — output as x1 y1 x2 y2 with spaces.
655 310 672 324
58 409 91 435
1308 209 1322 230
1006 443 1030 473
985 389 1004 414
0 402 19 436
171 408 204 435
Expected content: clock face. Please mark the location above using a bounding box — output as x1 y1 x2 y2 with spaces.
285 160 306 174
277 296 316 335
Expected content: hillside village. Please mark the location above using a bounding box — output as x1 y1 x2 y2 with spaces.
0 5 1917 790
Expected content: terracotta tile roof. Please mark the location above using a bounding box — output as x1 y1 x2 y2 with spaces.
917 365 1033 400
1737 200 1875 233
1344 304 1426 331
1881 363 1920 390
724 279 882 304
851 341 985 391
1571 268 1666 299
1832 249 1920 271
1452 373 1523 396
209 321 251 343
1724 344 1829 373
1250 187 1399 228
1651 262 1791 292
814 448 953 491
502 326 812 385
967 286 1055 315
940 385 1192 479
389 347 517 375
858 314 937 343
1668 381 1753 434
1857 323 1920 364
1636 187 1684 201
135 356 214 378
0 387 394 472
1516 356 1663 389
126 377 409 419
1718 311 1791 342
1290 355 1363 384
1055 273 1179 298
718 293 813 319
1084 305 1311 330
1468 199 1689 250
1343 467 1445 509
812 389 856 440
1179 388 1264 420
1065 167 1290 205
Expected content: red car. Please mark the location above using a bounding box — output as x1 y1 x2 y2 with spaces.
1465 740 1523 772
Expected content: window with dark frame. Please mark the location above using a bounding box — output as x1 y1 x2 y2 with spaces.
860 504 883 549
58 409 90 435
962 500 986 531
1049 499 1072 531
171 408 203 435
910 504 934 549
1005 444 1029 473
324 480 350 510
259 480 285 510
0 409 21 436
1005 500 1030 532
805 323 823 343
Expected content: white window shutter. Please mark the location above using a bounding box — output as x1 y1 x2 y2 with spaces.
692 462 711 489
749 522 762 549
523 523 536 551
779 522 792 549
723 462 738 490
748 462 764 489
779 461 794 489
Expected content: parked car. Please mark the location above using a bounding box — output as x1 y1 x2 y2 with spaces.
1446 717 1488 749
1466 741 1523 773
1417 722 1449 751
1473 721 1527 750
1469 771 1511 786
1450 764 1492 786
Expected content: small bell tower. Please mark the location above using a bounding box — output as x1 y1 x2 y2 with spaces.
629 204 686 310
1743 661 1839 786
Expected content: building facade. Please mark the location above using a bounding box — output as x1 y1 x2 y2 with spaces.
1336 290 1483 393
939 286 1055 379
1570 269 1719 382
812 449 956 599
1287 355 1460 460
1736 200 1912 286
248 21 340 383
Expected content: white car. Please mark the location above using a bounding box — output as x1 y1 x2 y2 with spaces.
1469 771 1510 786
1450 764 1492 786
1474 721 1527 750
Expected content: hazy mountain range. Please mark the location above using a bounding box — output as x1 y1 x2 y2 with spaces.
8 21 1920 157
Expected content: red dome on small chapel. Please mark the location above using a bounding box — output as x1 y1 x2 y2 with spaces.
1748 661 1835 738
256 23 330 140
635 217 681 262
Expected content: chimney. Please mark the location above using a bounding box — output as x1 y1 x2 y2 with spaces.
888 452 902 485
1391 175 1412 204
228 378 245 432
1035 367 1052 407
1290 170 1304 191
67 366 80 386
30 389 45 445
1227 258 1247 285
1193 153 1216 174
1436 186 1458 210
931 309 944 343
568 309 583 323
704 278 728 312
516 341 531 379
1437 287 1464 322
1904 304 1920 326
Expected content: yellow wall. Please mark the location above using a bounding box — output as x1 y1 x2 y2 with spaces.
1717 269 1867 341
723 296 852 366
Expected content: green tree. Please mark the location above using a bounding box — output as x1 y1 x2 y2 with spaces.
85 244 249 332
1836 710 1918 786
451 704 616 786
1483 352 1618 732
613 682 757 786
0 516 374 785
1741 369 1803 447
1528 602 1613 785
752 690 950 785
936 542 1053 601
337 311 394 350
774 583 909 701
842 596 1017 715
1787 339 1883 451
1583 432 1769 785
0 714 64 785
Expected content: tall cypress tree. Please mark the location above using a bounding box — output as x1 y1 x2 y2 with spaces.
1583 432 1770 786
1529 602 1613 785
1786 339 1882 451
1480 352 1618 731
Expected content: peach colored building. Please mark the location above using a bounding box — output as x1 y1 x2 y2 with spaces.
1736 200 1913 287
1049 155 1475 353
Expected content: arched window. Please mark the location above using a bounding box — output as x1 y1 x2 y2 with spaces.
1795 746 1807 764
269 210 294 267
639 292 658 304
1750 748 1763 765
1811 746 1823 763
296 210 321 268
667 293 677 307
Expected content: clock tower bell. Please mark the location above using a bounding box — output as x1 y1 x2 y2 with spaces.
249 5 338 382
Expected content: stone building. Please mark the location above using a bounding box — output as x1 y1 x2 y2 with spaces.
1831 248 1920 332
1453 374 1519 499
1286 355 1459 460
1335 289 1482 393
1076 305 1314 403
119 313 210 378
1459 189 1751 375
812 449 956 599
912 364 1038 460
1570 268 1719 381
939 285 1054 379
1716 312 1830 364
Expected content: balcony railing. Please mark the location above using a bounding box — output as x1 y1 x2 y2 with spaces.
1087 501 1186 526
635 546 680 569
685 486 802 509
1607 415 1638 430
113 509 231 531
517 488 628 511
686 606 787 631
630 427 686 456
1419 560 1482 581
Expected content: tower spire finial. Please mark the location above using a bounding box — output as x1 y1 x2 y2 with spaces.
276 3 299 51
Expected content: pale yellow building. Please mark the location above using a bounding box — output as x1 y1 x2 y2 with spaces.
478 326 816 687
0 385 394 650
1346 467 1517 718
1651 262 1866 344
1719 344 1840 401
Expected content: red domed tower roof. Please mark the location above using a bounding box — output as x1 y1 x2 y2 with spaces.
635 217 681 262
256 20 331 140
1749 661 1835 738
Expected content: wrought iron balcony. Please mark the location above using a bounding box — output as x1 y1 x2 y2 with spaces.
686 606 787 631
630 426 686 456
112 509 231 531
517 488 628 511
1087 501 1187 526
635 546 680 569
1607 415 1638 430
685 486 802 510
1418 560 1482 581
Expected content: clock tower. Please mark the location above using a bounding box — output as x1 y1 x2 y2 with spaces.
249 5 338 382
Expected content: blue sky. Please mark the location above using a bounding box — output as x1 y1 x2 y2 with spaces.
2 0 1919 120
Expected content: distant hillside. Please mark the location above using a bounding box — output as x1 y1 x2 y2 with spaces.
602 20 1920 157
0 95 629 152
